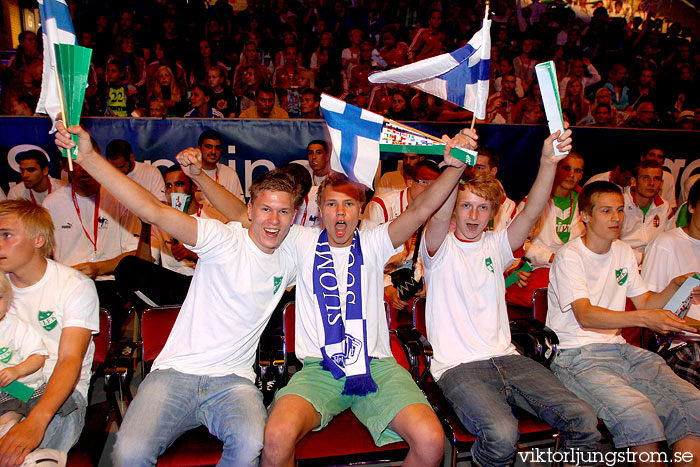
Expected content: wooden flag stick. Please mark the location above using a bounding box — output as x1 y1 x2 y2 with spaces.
54 64 73 171
384 118 444 143
470 1 490 131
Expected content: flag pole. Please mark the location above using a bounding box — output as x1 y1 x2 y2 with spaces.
385 117 444 143
470 1 490 131
53 65 73 171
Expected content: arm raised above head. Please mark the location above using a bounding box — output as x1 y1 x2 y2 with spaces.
55 123 198 245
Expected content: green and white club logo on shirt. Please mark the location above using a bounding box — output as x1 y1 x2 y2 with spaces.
485 257 494 273
273 276 283 294
38 311 58 331
615 268 628 286
0 347 12 364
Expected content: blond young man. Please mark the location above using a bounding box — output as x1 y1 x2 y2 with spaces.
0 200 98 465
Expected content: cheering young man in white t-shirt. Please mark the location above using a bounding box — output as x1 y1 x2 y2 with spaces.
55 123 301 466
421 130 601 467
547 181 700 462
0 200 99 465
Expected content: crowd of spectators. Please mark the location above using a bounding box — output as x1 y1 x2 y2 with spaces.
0 0 698 129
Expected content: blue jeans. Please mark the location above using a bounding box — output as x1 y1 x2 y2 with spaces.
112 369 267 467
438 355 600 467
40 391 87 451
552 343 700 448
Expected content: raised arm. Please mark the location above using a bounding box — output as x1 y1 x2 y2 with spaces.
389 129 476 250
55 124 197 246
506 129 572 251
176 149 250 226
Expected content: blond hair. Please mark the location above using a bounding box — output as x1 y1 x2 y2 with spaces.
0 199 55 257
458 172 504 217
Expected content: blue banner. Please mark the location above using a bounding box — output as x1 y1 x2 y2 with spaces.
1 116 698 202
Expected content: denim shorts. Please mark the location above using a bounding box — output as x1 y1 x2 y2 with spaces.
275 357 430 446
551 343 700 448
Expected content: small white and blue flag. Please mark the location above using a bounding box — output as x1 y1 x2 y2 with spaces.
36 0 77 123
320 94 384 190
368 20 491 119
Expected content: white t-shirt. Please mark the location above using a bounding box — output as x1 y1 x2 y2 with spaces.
422 230 518 380
294 186 320 228
152 219 297 382
128 162 165 202
8 260 99 399
8 178 66 205
0 315 48 390
519 194 585 267
547 238 649 349
43 186 141 267
197 164 244 203
287 223 400 362
375 171 407 197
642 227 700 320
152 203 228 275
620 187 672 264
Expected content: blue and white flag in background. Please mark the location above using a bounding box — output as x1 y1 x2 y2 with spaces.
368 20 491 120
36 0 77 123
320 94 384 189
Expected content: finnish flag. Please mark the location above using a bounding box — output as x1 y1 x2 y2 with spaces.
36 0 77 122
320 94 384 190
368 20 491 120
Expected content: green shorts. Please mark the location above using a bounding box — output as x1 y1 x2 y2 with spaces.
275 357 431 446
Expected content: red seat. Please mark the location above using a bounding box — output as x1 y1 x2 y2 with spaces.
284 302 411 465
139 306 223 466
67 308 114 466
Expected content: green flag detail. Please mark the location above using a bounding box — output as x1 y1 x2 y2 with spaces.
54 44 92 160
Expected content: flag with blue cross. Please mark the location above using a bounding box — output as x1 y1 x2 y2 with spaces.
368 19 491 120
320 94 384 189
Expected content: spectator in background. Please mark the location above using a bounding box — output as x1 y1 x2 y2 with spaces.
377 26 409 68
513 38 537 90
310 32 335 74
676 110 697 130
148 98 167 118
145 42 188 98
8 94 36 116
494 58 525 99
189 40 228 88
148 66 184 117
559 57 601 98
562 78 591 125
386 89 414 121
299 88 321 119
623 101 658 128
627 68 657 110
7 150 65 205
208 65 238 118
233 41 270 94
184 84 224 118
101 59 138 117
604 64 631 111
408 9 446 62
110 35 146 89
486 73 522 124
239 83 289 119
342 28 365 71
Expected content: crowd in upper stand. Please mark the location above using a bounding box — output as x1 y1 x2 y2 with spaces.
0 0 698 129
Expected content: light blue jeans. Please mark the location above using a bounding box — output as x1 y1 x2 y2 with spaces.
438 355 601 467
112 369 267 467
552 343 700 448
40 391 87 451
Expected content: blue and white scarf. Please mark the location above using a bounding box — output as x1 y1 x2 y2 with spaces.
313 229 377 396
